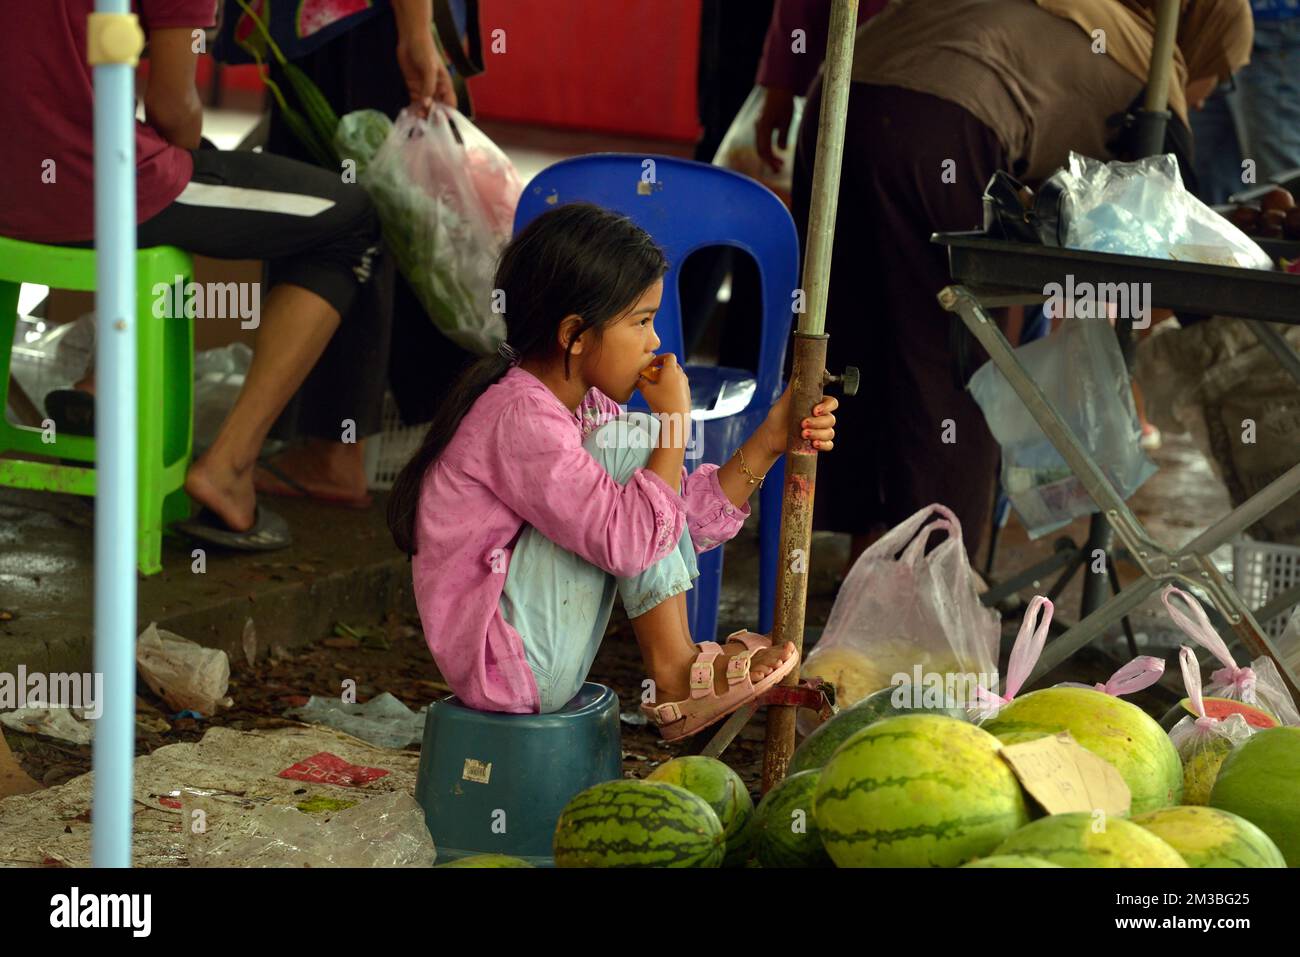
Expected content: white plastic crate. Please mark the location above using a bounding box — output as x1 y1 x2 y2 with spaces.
363 391 428 491
1232 539 1300 658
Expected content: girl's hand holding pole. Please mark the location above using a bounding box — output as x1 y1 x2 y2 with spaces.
761 383 837 455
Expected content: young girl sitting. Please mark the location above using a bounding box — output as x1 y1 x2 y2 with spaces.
388 202 839 742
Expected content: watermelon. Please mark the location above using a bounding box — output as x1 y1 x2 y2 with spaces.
790 685 967 774
646 757 754 867
961 855 1061 868
296 0 372 40
1209 727 1300 866
994 812 1188 868
813 714 1030 867
553 780 725 868
752 770 833 868
983 687 1182 814
1159 696 1279 732
436 854 534 868
1133 806 1286 868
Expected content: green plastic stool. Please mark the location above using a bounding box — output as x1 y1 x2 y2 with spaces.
0 236 195 576
413 682 623 866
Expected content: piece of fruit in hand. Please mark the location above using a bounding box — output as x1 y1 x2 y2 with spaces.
640 359 663 382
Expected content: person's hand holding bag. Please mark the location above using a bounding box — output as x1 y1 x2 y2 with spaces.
393 0 458 117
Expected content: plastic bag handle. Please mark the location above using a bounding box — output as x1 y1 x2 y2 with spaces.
900 517 960 567
1179 645 1209 721
1096 655 1165 696
975 596 1053 713
866 503 961 566
1160 585 1251 690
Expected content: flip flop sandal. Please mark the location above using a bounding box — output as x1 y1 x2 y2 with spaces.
44 389 95 437
641 633 801 744
173 505 293 552
254 459 373 510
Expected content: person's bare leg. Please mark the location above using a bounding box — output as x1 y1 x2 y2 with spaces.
185 284 341 530
634 591 795 705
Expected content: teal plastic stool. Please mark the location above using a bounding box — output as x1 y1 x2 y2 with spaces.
414 682 622 866
0 236 195 575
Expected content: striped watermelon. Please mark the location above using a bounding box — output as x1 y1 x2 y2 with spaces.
790 685 968 775
995 812 1188 867
1132 806 1286 868
436 854 534 868
961 855 1061 868
1210 727 1300 866
553 780 725 868
983 687 1182 814
647 757 754 867
752 770 833 868
813 714 1030 867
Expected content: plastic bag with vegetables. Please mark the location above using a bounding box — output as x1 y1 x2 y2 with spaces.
1161 585 1300 727
335 106 522 356
1168 645 1255 805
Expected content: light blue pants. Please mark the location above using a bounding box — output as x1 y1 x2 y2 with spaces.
499 412 700 713
1237 18 1300 183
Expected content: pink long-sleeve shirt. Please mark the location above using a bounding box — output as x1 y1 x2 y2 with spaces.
413 366 751 714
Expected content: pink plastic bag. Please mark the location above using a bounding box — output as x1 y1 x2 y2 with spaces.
973 596 1053 721
359 105 522 355
1161 585 1300 726
800 505 1000 733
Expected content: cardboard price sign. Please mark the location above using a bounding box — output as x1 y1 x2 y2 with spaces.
999 733 1131 817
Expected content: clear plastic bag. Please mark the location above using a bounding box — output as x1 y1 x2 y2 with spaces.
1051 152 1272 269
1162 585 1300 727
799 504 1001 734
136 622 232 716
183 789 436 868
1168 646 1255 805
193 343 252 450
711 86 805 207
336 106 522 356
969 315 1157 538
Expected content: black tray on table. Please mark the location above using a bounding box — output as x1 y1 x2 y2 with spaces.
931 230 1300 326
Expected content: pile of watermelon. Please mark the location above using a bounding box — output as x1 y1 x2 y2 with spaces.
548 681 1297 868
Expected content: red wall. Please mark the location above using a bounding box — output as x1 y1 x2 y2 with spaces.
467 0 702 141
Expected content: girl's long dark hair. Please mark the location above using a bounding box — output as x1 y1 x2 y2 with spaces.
388 202 668 555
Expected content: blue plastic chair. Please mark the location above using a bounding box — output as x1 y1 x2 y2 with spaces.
513 155 799 641
413 682 621 865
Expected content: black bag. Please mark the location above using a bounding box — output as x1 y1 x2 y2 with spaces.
982 170 1068 246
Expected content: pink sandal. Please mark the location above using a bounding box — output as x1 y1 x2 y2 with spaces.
641 630 801 743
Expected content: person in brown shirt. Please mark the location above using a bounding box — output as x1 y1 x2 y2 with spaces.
791 0 1252 570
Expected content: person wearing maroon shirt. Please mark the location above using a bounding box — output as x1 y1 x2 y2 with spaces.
0 0 432 549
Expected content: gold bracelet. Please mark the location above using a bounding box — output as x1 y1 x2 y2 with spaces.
736 445 767 489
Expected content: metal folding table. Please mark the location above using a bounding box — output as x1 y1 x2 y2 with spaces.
934 231 1300 698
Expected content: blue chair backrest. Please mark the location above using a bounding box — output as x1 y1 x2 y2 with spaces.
512 154 799 420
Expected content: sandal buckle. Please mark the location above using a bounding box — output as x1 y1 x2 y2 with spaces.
726 655 751 681
689 662 713 691
654 702 682 724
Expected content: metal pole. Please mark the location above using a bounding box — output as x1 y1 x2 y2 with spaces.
761 0 858 794
1133 0 1181 158
89 0 143 868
